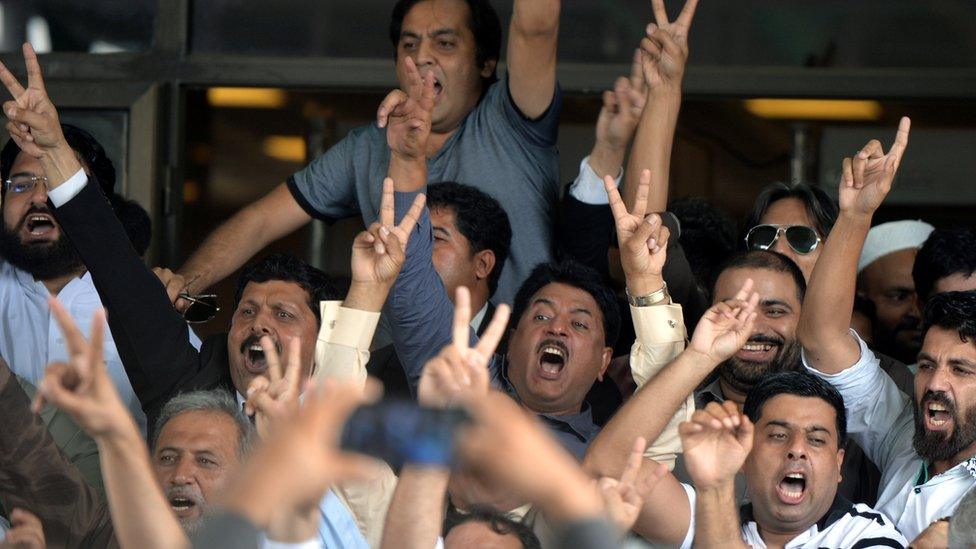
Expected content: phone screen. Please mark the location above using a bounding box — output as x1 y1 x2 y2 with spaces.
341 399 470 470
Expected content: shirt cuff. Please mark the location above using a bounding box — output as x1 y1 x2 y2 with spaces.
47 168 89 208
631 303 685 344
569 155 621 205
318 301 381 349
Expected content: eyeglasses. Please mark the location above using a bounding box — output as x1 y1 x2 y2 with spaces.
745 224 821 255
179 293 220 323
4 174 48 194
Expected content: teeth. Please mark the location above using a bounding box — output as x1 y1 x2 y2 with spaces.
786 473 804 479
741 343 773 352
249 345 264 352
541 346 565 358
929 404 948 412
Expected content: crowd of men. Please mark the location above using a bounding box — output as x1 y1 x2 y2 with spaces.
1 0 975 547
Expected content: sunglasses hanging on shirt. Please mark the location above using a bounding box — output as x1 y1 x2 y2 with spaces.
179 293 220 323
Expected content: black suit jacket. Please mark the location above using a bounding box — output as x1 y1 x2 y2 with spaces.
52 179 235 432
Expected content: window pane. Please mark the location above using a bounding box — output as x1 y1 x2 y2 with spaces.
0 0 153 53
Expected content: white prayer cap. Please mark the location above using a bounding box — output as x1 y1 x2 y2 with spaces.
857 220 935 273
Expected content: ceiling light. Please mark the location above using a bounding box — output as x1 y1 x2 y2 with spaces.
744 98 883 121
207 87 287 109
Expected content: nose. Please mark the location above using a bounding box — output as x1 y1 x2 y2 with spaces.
171 459 196 486
924 365 952 394
905 295 922 322
28 179 49 205
771 233 794 259
414 38 434 67
786 439 808 461
544 314 570 338
249 309 276 336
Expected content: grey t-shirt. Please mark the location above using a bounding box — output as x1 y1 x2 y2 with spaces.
288 74 562 304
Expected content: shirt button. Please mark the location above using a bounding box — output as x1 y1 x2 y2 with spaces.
668 320 677 328
914 487 921 494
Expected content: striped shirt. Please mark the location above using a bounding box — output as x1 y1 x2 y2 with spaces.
680 485 907 548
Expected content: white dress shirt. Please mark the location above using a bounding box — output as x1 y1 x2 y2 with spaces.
568 155 622 205
805 331 976 540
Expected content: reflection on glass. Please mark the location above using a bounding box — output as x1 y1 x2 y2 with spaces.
0 0 153 53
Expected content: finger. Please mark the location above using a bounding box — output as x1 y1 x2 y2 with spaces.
245 376 270 415
619 436 647 487
633 169 651 219
732 278 754 303
860 139 884 160
403 55 423 96
376 90 406 128
639 35 663 61
629 48 645 91
396 192 427 236
0 60 26 98
379 177 395 227
690 408 722 430
852 144 872 188
675 0 700 31
48 297 89 360
605 175 628 222
651 0 670 28
37 371 86 415
6 121 31 145
453 286 472 350
473 304 511 361
420 70 436 113
84 308 106 383
4 104 48 131
737 414 755 447
841 157 854 188
650 225 670 254
284 337 303 393
248 389 281 419
889 116 911 158
630 213 661 253
22 43 46 92
261 334 283 383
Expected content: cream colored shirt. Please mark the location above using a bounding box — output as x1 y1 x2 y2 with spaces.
628 303 691 468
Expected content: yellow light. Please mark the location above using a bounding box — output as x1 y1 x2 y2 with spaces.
262 136 306 162
207 87 287 109
744 99 883 121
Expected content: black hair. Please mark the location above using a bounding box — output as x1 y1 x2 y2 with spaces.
912 229 976 303
1 124 116 197
743 182 838 244
512 260 620 348
428 181 511 296
712 250 807 304
389 0 502 89
108 193 152 257
669 197 737 297
921 291 976 345
234 253 342 324
744 371 847 447
444 505 540 549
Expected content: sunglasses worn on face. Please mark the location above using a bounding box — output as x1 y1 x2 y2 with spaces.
745 224 821 255
179 293 220 323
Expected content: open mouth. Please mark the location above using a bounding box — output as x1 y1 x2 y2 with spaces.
775 472 807 505
24 213 56 237
924 401 954 431
736 339 780 363
537 340 568 380
242 339 269 374
169 496 197 515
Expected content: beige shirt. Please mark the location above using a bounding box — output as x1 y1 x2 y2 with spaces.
628 303 691 469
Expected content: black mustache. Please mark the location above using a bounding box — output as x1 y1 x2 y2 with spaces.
920 390 955 413
746 334 783 346
537 338 568 355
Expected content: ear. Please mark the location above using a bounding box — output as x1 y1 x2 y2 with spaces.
474 249 496 283
480 58 498 79
835 447 845 482
596 346 613 381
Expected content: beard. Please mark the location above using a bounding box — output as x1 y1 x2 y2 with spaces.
0 207 83 280
913 390 976 463
718 336 803 396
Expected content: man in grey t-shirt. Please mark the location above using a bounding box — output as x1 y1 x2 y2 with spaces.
163 0 564 305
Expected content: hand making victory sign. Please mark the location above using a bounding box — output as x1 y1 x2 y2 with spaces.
350 177 426 290
417 286 511 408
641 0 699 90
245 335 304 439
606 169 669 295
378 56 437 161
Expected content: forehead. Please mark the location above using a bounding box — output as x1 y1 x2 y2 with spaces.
758 394 838 436
445 521 522 549
860 248 917 289
156 410 240 455
528 282 602 314
8 151 43 177
240 279 310 306
714 267 800 308
758 197 815 229
402 0 473 34
920 325 976 363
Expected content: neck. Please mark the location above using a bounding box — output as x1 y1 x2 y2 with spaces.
931 442 976 476
525 401 582 417
718 379 748 411
757 525 805 549
425 128 455 157
41 268 84 295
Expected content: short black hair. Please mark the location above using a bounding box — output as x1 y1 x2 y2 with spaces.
912 229 976 303
389 0 502 89
669 197 738 296
921 291 976 345
512 260 620 348
234 253 342 324
744 371 847 447
712 250 807 304
1 123 116 197
743 182 838 243
428 181 511 296
444 505 540 549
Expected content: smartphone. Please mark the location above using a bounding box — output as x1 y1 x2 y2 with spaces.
341 399 470 470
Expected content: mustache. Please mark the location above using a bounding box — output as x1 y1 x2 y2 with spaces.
537 338 568 355
240 334 281 355
18 204 56 228
919 390 956 414
165 485 205 505
746 334 784 346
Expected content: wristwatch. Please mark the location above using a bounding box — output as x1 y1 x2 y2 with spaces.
626 282 671 307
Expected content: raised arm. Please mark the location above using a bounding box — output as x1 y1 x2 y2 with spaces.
623 0 698 213
1 43 202 423
798 117 911 374
507 0 560 118
680 401 754 549
34 302 186 549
